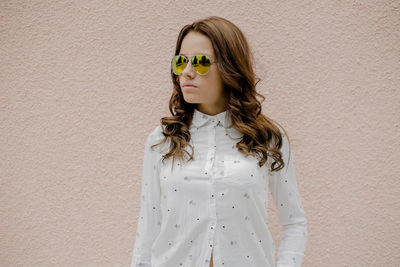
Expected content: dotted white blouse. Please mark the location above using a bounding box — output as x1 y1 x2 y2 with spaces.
131 107 308 267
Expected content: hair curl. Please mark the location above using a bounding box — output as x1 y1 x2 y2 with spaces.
152 16 291 173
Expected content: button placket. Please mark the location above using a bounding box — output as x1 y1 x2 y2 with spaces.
205 123 217 179
208 119 218 267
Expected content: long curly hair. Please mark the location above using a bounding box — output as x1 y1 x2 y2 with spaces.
152 16 291 173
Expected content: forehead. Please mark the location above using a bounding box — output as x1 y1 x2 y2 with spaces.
179 31 215 57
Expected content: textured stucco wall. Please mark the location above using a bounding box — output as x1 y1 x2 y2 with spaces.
1 1 399 266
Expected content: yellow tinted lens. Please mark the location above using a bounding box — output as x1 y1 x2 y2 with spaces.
192 55 211 74
172 55 187 74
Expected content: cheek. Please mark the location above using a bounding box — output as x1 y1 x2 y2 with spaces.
201 79 221 98
209 74 224 96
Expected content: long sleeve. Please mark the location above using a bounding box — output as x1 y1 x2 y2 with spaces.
269 128 308 267
131 127 163 267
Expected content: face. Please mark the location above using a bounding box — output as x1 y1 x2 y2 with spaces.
177 31 226 114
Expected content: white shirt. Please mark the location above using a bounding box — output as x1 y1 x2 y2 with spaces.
131 107 308 267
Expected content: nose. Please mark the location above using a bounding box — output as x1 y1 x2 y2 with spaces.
181 60 196 77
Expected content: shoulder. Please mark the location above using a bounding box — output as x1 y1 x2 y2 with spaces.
148 125 164 141
269 120 288 146
270 120 287 138
146 125 167 152
269 120 291 158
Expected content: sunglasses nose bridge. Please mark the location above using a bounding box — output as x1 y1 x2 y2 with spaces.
181 57 196 75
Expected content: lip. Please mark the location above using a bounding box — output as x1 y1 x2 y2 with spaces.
182 85 197 89
182 83 197 88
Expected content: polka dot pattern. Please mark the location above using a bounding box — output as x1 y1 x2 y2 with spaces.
131 108 308 267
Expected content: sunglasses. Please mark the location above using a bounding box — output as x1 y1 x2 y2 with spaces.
171 54 216 75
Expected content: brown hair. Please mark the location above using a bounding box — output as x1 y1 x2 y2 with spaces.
153 16 290 173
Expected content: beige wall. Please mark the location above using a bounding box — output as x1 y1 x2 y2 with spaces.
1 1 399 266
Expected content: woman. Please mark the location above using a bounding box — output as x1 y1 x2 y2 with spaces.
131 16 308 267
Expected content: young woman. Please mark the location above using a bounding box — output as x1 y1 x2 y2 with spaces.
131 16 308 267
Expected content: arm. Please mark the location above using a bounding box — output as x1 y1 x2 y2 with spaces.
269 127 308 267
131 126 163 267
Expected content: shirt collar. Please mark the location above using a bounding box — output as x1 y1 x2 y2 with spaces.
191 107 232 128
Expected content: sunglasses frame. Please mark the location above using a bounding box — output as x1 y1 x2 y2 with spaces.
171 54 217 76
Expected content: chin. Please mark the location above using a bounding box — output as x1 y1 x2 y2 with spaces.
183 99 199 104
182 95 199 104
